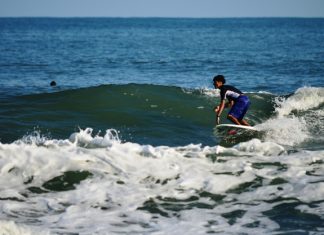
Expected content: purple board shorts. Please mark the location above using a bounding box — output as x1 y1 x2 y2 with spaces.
228 95 250 120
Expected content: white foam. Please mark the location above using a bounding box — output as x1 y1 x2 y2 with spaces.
255 87 324 146
234 138 285 156
68 128 120 148
256 116 309 146
0 220 49 235
0 129 323 234
274 87 324 117
198 87 220 98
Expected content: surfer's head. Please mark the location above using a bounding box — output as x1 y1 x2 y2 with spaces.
213 75 225 88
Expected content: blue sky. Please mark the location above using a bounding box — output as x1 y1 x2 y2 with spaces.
1 0 323 17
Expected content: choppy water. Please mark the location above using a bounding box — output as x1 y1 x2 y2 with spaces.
0 18 324 234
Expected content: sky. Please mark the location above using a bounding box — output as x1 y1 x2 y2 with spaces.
0 0 324 18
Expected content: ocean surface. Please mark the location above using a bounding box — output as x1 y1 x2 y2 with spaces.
0 18 323 235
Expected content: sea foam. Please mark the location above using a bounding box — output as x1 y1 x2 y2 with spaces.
1 127 323 234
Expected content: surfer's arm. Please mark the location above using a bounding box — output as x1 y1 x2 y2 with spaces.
214 100 225 125
216 100 225 117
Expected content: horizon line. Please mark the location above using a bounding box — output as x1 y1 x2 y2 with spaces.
1 16 324 19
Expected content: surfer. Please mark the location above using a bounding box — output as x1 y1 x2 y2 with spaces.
213 75 250 126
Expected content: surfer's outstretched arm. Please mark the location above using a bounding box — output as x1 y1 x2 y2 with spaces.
214 100 225 124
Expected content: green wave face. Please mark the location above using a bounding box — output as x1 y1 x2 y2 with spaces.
1 84 276 146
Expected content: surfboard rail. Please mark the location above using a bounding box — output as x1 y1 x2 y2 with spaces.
216 124 257 131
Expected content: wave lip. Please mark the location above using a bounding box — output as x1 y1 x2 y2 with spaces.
68 128 120 148
253 87 324 147
274 87 324 117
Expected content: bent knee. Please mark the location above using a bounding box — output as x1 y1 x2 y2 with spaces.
228 114 241 121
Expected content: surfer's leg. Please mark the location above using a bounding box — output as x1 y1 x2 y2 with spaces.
228 109 250 126
237 96 251 126
239 119 250 126
228 101 244 125
227 114 241 125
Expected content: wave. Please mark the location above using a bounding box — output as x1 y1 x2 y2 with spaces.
0 85 323 234
0 84 323 149
257 87 324 147
0 83 273 146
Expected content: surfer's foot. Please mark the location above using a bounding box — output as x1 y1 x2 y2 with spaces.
239 119 250 126
228 130 237 135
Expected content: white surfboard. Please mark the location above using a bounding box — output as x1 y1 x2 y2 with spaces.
216 124 257 131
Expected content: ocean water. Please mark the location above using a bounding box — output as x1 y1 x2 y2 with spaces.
0 18 323 234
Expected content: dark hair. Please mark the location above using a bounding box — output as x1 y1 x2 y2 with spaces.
213 75 226 84
50 81 56 86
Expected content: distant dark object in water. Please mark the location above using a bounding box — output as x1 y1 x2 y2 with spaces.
50 81 57 86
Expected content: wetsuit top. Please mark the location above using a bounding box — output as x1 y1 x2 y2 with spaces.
219 85 243 102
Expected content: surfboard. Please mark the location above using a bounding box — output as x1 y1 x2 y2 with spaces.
216 124 257 131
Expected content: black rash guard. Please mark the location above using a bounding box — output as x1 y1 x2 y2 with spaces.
219 85 243 102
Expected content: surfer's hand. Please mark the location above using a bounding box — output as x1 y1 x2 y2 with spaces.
216 116 220 125
214 106 219 113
